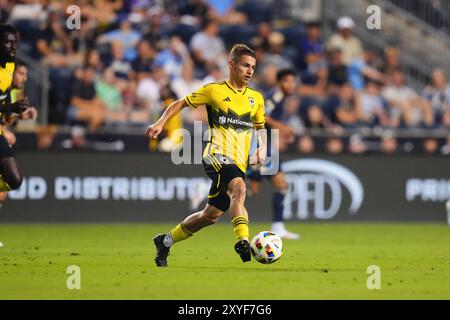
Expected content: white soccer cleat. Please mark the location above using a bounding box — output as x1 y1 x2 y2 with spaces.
278 230 301 240
271 222 301 240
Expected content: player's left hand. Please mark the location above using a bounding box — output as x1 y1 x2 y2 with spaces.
19 107 38 120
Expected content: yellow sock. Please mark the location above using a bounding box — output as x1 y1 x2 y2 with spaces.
231 216 249 241
0 176 12 192
169 223 193 243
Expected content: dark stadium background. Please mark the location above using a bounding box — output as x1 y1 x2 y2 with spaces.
1 0 449 223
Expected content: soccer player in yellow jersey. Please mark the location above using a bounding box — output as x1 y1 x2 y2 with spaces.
146 44 267 266
0 24 37 193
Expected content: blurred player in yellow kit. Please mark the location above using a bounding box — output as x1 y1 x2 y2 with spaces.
0 24 37 248
0 62 31 206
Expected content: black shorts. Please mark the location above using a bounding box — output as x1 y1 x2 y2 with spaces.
0 134 15 159
203 154 245 212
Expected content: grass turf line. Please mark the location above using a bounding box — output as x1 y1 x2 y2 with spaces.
0 223 449 299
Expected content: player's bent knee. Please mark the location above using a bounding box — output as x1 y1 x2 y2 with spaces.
272 173 289 190
275 186 288 195
273 179 289 190
229 184 246 201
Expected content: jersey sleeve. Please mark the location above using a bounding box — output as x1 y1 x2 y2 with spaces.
184 84 213 108
253 93 266 129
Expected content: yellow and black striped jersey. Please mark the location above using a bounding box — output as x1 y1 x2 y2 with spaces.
185 80 266 173
0 62 15 135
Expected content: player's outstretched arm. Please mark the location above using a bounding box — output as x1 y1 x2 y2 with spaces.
0 98 37 126
265 115 294 140
0 99 31 114
145 98 188 139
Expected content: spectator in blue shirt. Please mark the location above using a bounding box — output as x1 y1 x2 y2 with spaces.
348 49 385 92
155 36 192 80
207 0 247 25
97 17 142 62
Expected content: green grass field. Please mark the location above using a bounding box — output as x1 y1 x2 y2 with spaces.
0 223 449 300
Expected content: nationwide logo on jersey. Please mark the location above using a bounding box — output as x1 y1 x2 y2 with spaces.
219 116 227 125
248 97 255 107
211 108 254 130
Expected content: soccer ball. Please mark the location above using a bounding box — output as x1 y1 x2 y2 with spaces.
250 231 283 264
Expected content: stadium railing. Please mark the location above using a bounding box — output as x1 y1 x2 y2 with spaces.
323 0 450 92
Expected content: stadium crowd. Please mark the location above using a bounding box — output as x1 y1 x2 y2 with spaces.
1 0 449 155
389 0 450 32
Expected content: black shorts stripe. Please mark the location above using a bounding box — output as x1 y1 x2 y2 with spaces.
216 174 221 189
208 190 220 199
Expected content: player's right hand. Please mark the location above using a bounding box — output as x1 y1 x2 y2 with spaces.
19 107 38 120
281 126 295 142
145 123 163 139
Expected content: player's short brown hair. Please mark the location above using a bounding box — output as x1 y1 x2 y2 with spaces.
230 44 256 63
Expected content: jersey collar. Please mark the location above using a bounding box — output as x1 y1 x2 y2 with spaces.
225 80 247 95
